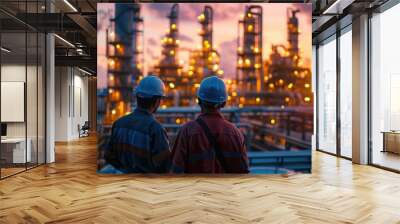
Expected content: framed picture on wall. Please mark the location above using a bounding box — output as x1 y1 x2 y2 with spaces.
96 2 313 175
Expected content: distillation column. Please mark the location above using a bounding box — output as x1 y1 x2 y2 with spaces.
237 6 263 94
196 6 223 79
157 4 182 106
105 4 143 124
287 8 300 66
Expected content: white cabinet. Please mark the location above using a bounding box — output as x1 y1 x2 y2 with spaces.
1 138 32 163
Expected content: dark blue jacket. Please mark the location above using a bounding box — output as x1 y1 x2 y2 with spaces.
105 108 171 173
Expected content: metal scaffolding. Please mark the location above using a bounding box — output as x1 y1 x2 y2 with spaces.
155 4 198 107
287 8 300 66
157 4 183 107
237 6 263 95
104 3 143 125
188 6 224 82
264 7 312 107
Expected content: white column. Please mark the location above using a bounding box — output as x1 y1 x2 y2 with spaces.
55 67 73 141
45 0 55 163
46 33 55 163
352 14 369 164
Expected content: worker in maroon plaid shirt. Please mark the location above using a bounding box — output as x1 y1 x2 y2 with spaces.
170 76 249 173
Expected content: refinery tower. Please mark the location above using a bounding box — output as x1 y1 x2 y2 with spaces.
264 8 312 107
104 4 143 125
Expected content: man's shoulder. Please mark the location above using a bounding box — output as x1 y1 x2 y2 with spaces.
179 120 199 135
181 120 198 129
113 114 132 127
150 119 164 131
220 119 243 136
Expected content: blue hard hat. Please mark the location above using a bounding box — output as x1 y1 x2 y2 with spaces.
197 76 227 104
135 75 166 98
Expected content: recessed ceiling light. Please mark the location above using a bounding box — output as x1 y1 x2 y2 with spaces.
63 0 78 12
1 47 11 53
78 67 93 76
54 34 75 48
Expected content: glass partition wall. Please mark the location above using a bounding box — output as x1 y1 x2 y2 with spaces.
316 25 353 159
316 0 400 172
339 27 352 159
0 2 46 179
370 3 400 171
317 35 337 154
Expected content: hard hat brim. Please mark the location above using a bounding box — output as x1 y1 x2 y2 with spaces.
197 95 226 104
136 92 165 98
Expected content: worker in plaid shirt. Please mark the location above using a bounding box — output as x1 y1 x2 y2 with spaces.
170 76 249 174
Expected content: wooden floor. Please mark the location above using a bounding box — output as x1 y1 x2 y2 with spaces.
1 136 400 223
373 150 400 171
1 167 26 178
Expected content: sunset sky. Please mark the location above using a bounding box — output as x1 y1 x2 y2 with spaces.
97 3 311 88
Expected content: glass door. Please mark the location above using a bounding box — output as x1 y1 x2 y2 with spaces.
0 0 47 179
339 26 352 158
317 35 337 154
370 3 400 171
1 30 28 177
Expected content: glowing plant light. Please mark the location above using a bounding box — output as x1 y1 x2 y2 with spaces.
213 64 219 71
245 59 251 66
198 14 205 21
